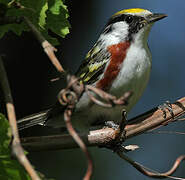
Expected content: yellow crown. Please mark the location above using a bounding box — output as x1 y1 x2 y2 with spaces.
113 8 151 16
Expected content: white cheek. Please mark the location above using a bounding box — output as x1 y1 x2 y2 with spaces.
99 21 129 47
112 21 129 35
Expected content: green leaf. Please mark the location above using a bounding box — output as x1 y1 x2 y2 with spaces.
46 0 70 38
0 156 31 180
0 113 11 155
39 1 48 29
0 113 31 180
0 0 70 45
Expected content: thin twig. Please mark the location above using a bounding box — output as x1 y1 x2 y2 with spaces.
64 109 93 180
117 151 185 179
146 130 185 135
23 16 65 73
59 75 93 180
0 57 40 180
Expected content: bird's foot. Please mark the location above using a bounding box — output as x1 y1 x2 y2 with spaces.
102 110 128 152
158 100 174 125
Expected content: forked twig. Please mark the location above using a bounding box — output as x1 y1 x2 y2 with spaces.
23 16 65 73
0 57 40 180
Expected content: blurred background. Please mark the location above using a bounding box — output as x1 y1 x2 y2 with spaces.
0 0 185 179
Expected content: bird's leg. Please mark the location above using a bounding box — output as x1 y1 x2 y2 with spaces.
102 110 128 152
117 110 127 141
158 100 174 125
113 110 127 149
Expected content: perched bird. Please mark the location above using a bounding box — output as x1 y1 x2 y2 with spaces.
18 8 167 131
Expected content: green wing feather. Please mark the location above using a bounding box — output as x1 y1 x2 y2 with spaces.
75 43 110 85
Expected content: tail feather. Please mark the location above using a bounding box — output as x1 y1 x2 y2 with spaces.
17 109 51 130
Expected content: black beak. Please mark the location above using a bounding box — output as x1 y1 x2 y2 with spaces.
146 13 167 23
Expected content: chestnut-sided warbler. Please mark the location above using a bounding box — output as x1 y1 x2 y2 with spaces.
18 8 167 131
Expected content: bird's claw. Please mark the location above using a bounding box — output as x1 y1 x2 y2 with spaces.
103 110 128 152
158 101 174 123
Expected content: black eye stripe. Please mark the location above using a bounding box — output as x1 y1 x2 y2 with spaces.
107 14 138 26
107 14 126 26
105 14 146 41
125 16 133 24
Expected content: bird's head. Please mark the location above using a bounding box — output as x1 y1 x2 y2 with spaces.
101 8 167 45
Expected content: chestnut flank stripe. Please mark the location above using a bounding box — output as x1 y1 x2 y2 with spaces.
96 42 130 90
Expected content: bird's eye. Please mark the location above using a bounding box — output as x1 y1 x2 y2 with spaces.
138 23 145 30
125 16 133 24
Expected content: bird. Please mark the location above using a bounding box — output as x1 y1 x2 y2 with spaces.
18 8 167 131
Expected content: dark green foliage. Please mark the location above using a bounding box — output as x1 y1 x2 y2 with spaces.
0 0 70 44
0 113 31 180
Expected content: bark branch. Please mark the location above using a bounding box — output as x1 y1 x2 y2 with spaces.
0 57 41 180
20 96 185 179
21 96 185 151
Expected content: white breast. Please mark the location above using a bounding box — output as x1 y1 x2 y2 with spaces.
110 40 152 112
